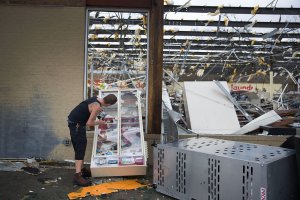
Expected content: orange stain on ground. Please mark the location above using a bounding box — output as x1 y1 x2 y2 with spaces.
68 179 146 199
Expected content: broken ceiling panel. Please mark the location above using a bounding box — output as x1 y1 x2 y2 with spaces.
183 81 240 134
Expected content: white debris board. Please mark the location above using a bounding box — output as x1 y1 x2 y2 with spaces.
232 110 281 135
183 81 240 134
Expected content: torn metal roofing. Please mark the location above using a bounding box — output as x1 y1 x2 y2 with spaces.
87 2 300 84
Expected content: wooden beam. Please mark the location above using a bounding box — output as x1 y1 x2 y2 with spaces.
1 0 85 6
147 0 163 135
86 0 151 9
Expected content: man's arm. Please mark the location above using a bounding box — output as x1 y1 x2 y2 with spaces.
86 103 106 127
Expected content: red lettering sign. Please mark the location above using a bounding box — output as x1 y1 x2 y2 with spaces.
230 84 254 91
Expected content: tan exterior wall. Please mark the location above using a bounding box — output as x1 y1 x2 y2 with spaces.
0 5 87 160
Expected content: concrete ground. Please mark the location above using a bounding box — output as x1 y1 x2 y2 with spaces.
0 163 175 200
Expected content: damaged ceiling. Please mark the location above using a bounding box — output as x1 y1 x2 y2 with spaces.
87 0 300 84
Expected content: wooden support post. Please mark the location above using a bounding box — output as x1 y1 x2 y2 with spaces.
269 71 274 99
147 0 164 134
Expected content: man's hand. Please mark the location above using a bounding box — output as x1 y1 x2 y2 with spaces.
98 120 109 129
98 120 106 125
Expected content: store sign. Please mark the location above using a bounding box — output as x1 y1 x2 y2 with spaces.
229 84 255 91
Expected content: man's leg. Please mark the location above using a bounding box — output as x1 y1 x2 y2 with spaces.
69 124 91 186
75 160 83 173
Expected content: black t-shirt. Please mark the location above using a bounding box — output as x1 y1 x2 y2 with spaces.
68 96 101 124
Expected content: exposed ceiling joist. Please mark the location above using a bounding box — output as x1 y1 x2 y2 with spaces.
89 38 298 47
164 6 300 15
89 29 300 38
89 19 300 29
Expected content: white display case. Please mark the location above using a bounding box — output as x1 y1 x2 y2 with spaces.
90 89 147 177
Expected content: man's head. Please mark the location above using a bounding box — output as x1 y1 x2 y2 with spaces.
102 94 117 107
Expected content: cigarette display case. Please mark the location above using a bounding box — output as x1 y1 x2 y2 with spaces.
90 89 147 177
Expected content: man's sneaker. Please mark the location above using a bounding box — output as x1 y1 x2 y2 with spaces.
81 167 92 178
73 172 91 186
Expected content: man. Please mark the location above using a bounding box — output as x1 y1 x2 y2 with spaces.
68 94 117 186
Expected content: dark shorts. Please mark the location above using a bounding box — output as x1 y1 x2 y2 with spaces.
68 123 87 160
